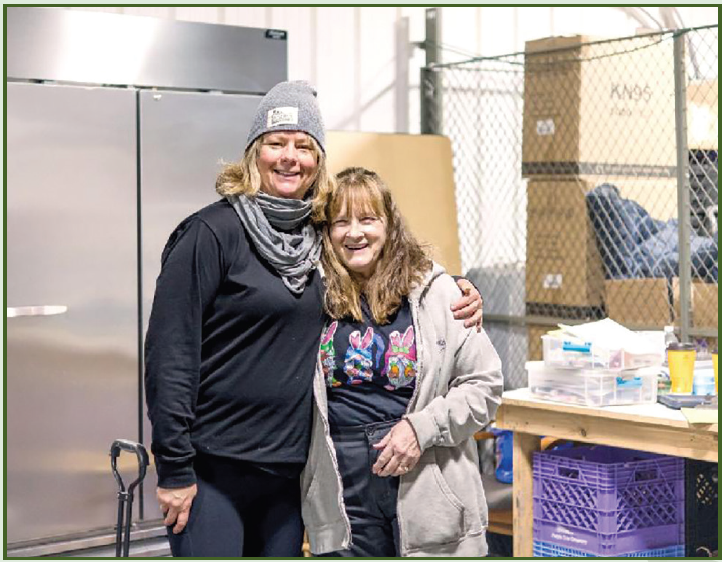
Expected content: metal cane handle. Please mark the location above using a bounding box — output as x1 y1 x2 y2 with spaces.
110 439 150 557
110 439 150 493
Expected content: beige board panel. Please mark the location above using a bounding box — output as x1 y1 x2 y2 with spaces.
326 131 461 275
526 175 678 309
522 35 676 176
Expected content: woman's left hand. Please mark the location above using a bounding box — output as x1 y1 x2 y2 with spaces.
452 278 483 332
372 419 421 477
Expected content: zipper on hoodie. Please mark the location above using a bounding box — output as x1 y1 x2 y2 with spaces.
405 285 429 414
396 291 427 557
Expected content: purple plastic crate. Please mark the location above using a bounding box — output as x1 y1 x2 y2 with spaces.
533 540 686 558
534 519 685 555
534 446 685 511
533 446 685 556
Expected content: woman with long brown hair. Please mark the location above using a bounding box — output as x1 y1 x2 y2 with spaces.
301 167 503 557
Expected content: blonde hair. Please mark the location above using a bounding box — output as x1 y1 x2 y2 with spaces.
215 134 334 223
321 167 432 324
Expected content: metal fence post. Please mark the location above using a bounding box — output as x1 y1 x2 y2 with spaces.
420 67 438 134
420 7 442 134
395 16 410 133
673 30 692 343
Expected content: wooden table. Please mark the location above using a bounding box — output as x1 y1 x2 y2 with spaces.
495 388 718 558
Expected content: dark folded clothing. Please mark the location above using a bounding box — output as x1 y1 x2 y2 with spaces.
586 183 717 282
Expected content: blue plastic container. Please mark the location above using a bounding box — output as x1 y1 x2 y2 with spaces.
491 429 513 484
490 431 574 485
693 369 716 395
533 540 685 557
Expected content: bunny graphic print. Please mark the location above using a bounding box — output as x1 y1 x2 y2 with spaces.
320 312 417 392
383 326 417 390
344 327 375 385
320 321 341 387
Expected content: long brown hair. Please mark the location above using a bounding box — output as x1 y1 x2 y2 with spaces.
321 167 432 324
215 133 334 223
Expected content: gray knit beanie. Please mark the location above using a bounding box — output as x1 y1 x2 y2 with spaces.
245 80 325 153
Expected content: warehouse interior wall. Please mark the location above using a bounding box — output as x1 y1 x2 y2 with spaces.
6 8 717 557
67 7 719 136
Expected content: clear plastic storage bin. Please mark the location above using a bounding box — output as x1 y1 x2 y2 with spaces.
542 335 661 371
527 361 658 407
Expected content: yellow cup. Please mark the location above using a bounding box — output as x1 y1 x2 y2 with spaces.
713 351 718 394
667 343 697 394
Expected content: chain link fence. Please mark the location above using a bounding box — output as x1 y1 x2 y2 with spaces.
422 26 718 391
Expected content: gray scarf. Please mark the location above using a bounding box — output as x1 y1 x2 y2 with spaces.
228 192 322 294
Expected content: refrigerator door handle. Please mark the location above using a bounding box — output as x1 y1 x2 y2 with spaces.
7 305 68 318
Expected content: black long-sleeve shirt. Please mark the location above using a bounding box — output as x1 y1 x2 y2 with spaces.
144 200 325 488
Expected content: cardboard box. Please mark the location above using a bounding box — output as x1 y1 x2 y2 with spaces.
691 281 718 328
688 79 718 150
526 175 678 309
527 324 550 361
522 35 676 177
526 178 605 308
605 278 672 328
674 279 719 329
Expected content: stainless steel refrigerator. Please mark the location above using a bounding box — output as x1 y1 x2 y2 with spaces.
6 7 286 552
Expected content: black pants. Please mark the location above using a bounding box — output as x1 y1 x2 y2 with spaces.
322 419 401 557
166 454 304 557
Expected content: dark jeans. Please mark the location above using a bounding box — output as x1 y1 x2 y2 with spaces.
322 419 401 557
166 454 304 557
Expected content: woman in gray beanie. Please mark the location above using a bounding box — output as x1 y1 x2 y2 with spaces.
144 80 483 557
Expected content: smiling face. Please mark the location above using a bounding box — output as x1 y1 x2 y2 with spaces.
257 131 319 199
329 192 388 279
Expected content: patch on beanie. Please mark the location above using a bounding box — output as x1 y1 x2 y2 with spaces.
267 107 299 128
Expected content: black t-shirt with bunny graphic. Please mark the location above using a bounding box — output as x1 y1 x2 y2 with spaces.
320 297 417 428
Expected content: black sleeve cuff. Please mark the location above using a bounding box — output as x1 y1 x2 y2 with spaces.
155 459 197 489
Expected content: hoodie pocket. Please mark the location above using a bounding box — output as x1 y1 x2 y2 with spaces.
401 449 466 550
